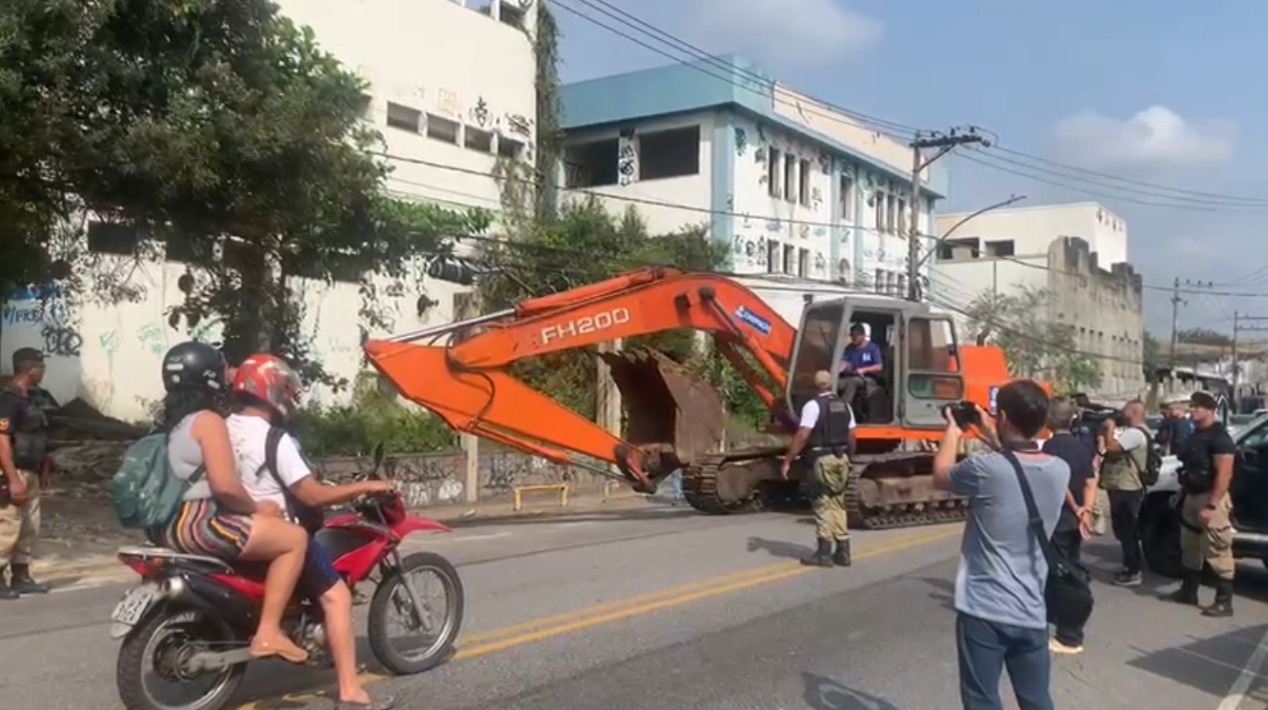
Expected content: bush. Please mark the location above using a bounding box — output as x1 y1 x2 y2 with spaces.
293 372 457 457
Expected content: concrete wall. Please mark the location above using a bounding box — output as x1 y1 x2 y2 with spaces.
935 201 1129 266
728 113 835 278
277 0 537 217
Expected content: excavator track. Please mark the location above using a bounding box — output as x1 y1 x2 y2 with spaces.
681 448 969 530
842 453 970 530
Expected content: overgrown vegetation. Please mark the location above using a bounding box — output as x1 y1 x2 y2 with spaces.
293 373 456 457
0 0 488 389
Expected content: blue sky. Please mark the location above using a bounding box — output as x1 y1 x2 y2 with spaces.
549 0 1267 340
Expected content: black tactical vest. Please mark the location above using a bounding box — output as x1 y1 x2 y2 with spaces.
807 392 852 456
3 385 49 471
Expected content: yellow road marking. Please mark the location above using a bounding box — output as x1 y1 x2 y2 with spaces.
234 526 960 708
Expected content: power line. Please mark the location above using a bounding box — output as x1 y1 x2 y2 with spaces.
549 0 1268 211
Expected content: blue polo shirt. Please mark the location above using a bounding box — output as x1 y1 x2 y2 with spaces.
843 341 883 372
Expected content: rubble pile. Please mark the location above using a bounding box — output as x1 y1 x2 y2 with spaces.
46 399 145 493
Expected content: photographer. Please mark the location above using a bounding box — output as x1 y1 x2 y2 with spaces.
933 381 1069 710
1097 399 1150 587
1163 390 1236 617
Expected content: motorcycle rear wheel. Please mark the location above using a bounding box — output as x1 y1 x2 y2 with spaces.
368 551 465 675
116 606 246 710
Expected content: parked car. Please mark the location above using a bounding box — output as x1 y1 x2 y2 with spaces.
1140 413 1268 578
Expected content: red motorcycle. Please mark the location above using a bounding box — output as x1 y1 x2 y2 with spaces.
110 445 465 710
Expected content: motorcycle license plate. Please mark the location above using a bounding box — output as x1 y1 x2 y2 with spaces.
110 583 159 637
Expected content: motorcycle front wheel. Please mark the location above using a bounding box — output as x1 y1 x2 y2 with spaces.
367 551 465 675
116 606 246 710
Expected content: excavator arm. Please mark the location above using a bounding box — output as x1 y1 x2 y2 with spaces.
362 267 797 491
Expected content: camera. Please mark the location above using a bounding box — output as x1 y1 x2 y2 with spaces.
943 400 982 429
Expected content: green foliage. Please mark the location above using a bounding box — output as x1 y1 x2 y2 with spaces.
476 197 727 418
293 373 457 457
0 0 489 386
964 284 1103 394
1143 331 1161 374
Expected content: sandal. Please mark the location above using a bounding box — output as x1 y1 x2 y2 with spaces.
336 694 396 710
248 637 309 664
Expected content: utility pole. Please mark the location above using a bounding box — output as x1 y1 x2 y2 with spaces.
907 128 989 301
1168 277 1184 367
1232 313 1268 414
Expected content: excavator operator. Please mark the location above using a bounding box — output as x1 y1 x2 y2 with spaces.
782 370 857 568
839 323 884 419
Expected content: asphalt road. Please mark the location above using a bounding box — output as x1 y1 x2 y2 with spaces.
5 501 1268 710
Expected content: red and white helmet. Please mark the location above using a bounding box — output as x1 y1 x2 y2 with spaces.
231 354 302 421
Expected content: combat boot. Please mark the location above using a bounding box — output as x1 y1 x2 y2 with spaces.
0 567 18 600
832 538 852 567
9 563 48 594
1162 571 1200 606
801 538 833 567
1202 578 1234 618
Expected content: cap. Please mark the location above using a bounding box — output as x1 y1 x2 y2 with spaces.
813 370 832 388
1190 390 1219 410
11 347 43 367
849 323 867 335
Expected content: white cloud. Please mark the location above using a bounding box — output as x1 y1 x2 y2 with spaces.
1054 106 1237 169
686 0 881 69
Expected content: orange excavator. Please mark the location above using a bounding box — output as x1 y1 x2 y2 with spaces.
363 267 1017 529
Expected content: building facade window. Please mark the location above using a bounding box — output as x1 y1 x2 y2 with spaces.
638 125 700 180
768 148 782 198
426 114 460 144
841 174 855 221
386 102 421 132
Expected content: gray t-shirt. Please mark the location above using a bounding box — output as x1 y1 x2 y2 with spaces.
948 450 1070 629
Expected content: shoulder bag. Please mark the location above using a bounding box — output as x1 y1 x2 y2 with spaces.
1002 450 1094 631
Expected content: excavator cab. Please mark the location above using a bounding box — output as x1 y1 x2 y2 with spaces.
785 296 965 433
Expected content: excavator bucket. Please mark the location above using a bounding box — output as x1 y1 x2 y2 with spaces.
599 348 726 479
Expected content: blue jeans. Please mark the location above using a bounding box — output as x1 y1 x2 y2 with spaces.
956 613 1053 710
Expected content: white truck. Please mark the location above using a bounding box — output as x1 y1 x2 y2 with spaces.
1140 412 1268 578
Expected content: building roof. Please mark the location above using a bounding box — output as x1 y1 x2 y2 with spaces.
559 54 946 199
937 200 1119 221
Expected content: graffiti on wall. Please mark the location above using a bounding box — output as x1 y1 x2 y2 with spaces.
617 129 637 187
3 297 83 358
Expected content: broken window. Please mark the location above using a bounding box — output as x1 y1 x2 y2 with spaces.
564 138 619 188
638 125 700 180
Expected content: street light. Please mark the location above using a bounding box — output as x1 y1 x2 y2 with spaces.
913 194 1028 271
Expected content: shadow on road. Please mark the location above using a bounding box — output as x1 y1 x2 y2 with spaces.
802 672 904 709
443 505 701 529
747 536 813 559
230 636 393 707
1127 623 1268 700
909 575 956 612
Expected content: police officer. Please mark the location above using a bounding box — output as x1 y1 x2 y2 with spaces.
0 347 51 598
781 370 857 568
1163 390 1236 617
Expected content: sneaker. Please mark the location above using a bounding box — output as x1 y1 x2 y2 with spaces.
1112 571 1143 587
1049 638 1083 655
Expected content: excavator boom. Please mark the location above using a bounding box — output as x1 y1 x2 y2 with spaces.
363 267 796 490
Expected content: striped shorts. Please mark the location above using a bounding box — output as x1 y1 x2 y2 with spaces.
147 498 254 560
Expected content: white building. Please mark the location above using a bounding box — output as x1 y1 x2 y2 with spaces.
556 55 949 295
0 0 537 420
931 201 1145 397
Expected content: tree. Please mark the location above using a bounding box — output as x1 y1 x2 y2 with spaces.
964 284 1103 394
0 0 488 386
1142 331 1161 378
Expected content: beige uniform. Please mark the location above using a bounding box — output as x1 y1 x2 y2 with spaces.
0 469 41 565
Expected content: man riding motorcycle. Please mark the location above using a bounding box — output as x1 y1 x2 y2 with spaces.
226 353 396 710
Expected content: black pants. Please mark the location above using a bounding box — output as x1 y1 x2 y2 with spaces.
956 613 1053 710
1108 489 1145 575
839 375 870 407
1049 529 1087 646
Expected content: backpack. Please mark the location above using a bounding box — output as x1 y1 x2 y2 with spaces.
110 432 203 530
1129 426 1163 487
259 425 325 534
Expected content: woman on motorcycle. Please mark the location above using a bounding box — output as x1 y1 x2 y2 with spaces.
148 342 311 664
227 353 395 710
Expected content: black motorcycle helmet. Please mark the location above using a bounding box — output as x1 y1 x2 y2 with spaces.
161 341 228 393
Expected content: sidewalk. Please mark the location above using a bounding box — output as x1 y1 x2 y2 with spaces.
31 485 674 586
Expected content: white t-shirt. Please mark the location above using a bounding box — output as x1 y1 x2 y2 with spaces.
1114 426 1148 451
799 397 858 430
226 413 313 512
